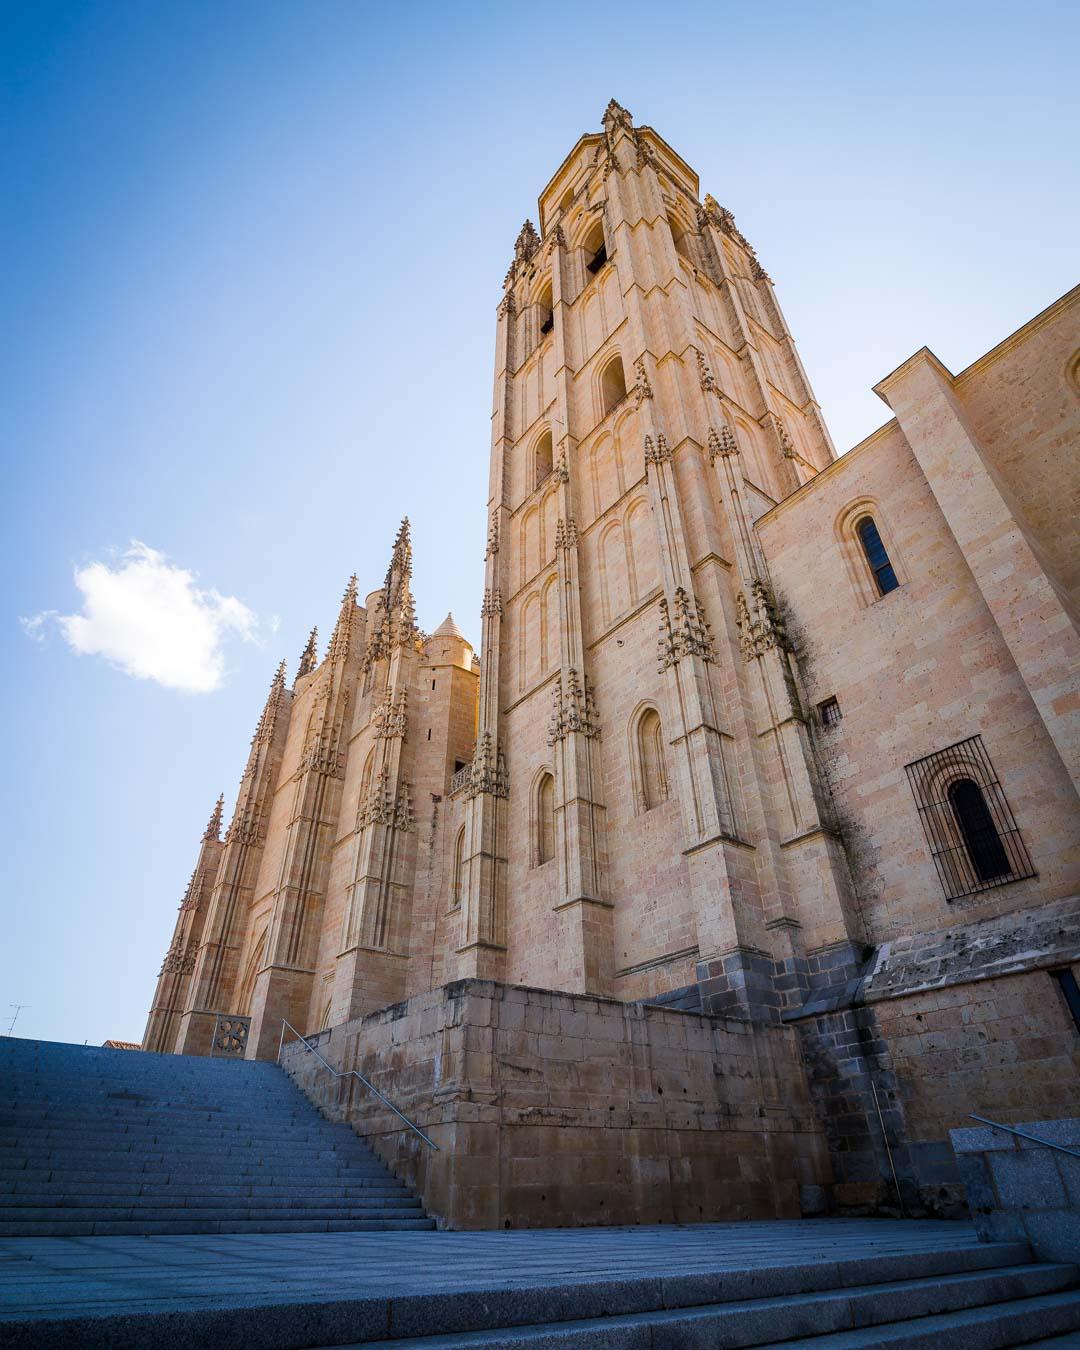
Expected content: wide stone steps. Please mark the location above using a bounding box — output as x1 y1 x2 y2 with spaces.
3 1229 1077 1350
0 1038 434 1235
344 1280 1080 1349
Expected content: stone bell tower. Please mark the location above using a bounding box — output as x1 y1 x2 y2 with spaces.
461 99 862 1015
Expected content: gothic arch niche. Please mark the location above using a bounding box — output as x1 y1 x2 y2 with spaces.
541 575 559 672
598 352 627 420
451 825 466 909
581 216 607 278
625 496 657 603
532 768 556 868
599 520 630 627
521 506 541 586
234 926 267 1017
520 593 541 691
629 704 669 814
535 276 554 341
590 431 618 518
581 290 604 359
542 488 559 566
613 405 640 493
835 498 905 606
668 211 694 266
318 998 333 1032
734 414 770 496
358 746 375 806
533 427 554 489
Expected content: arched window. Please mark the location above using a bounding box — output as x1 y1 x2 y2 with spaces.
637 708 668 813
948 778 1010 883
537 279 554 337
856 517 899 596
536 772 555 866
600 355 627 418
668 214 692 263
534 430 553 487
584 220 607 276
451 826 466 908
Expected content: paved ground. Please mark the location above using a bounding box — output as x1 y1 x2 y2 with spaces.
0 1219 980 1325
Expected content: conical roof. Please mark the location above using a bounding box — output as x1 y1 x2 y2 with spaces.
432 612 467 641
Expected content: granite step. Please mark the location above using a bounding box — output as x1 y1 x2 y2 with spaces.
0 1038 433 1235
343 1270 1080 1348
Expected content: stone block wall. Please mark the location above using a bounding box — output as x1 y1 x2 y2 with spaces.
951 1118 1080 1261
280 978 831 1230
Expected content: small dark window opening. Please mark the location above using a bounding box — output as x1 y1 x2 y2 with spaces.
948 778 1011 882
454 760 466 774
540 311 554 335
819 697 842 728
905 735 1036 901
856 517 899 596
586 241 607 275
432 679 436 689
426 728 432 741
1052 969 1080 1035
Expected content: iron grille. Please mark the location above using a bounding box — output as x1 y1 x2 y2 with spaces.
904 735 1036 902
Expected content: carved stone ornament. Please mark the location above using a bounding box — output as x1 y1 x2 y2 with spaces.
503 220 541 287
554 447 570 483
657 588 716 670
633 356 654 405
545 224 567 256
300 682 349 778
547 668 601 744
707 424 738 462
357 765 393 829
393 780 415 833
766 412 798 459
698 194 770 281
555 517 578 551
497 291 516 319
736 579 789 661
481 588 503 618
159 942 197 977
224 814 262 848
644 432 673 475
465 731 509 799
485 511 500 559
373 687 408 740
296 627 319 680
696 349 717 394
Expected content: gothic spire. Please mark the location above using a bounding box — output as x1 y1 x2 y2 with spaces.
296 627 319 680
327 575 359 663
363 520 421 669
252 659 288 746
202 793 225 842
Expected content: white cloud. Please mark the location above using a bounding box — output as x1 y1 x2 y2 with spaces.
22 542 259 693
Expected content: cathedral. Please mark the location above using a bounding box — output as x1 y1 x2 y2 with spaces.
144 101 1080 1229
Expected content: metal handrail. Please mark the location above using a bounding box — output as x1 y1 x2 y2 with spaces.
276 1019 438 1150
968 1115 1080 1160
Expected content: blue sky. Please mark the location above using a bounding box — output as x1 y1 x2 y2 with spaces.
3 1 1077 1046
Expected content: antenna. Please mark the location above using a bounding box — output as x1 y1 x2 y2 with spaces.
6 1004 29 1036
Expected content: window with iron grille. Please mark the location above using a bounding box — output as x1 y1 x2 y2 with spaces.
905 736 1036 901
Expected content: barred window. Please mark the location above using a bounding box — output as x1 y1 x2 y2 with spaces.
905 736 1036 901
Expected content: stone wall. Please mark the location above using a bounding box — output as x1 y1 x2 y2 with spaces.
280 978 831 1230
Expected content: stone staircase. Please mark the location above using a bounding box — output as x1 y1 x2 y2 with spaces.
0 1037 434 1236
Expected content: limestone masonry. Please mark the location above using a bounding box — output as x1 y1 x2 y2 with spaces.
144 101 1080 1228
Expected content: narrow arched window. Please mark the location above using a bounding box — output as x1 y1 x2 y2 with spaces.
638 708 668 812
536 772 555 865
669 214 692 263
534 430 553 487
948 778 1010 883
451 826 466 908
600 356 627 418
856 517 899 596
584 220 607 276
537 280 554 337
